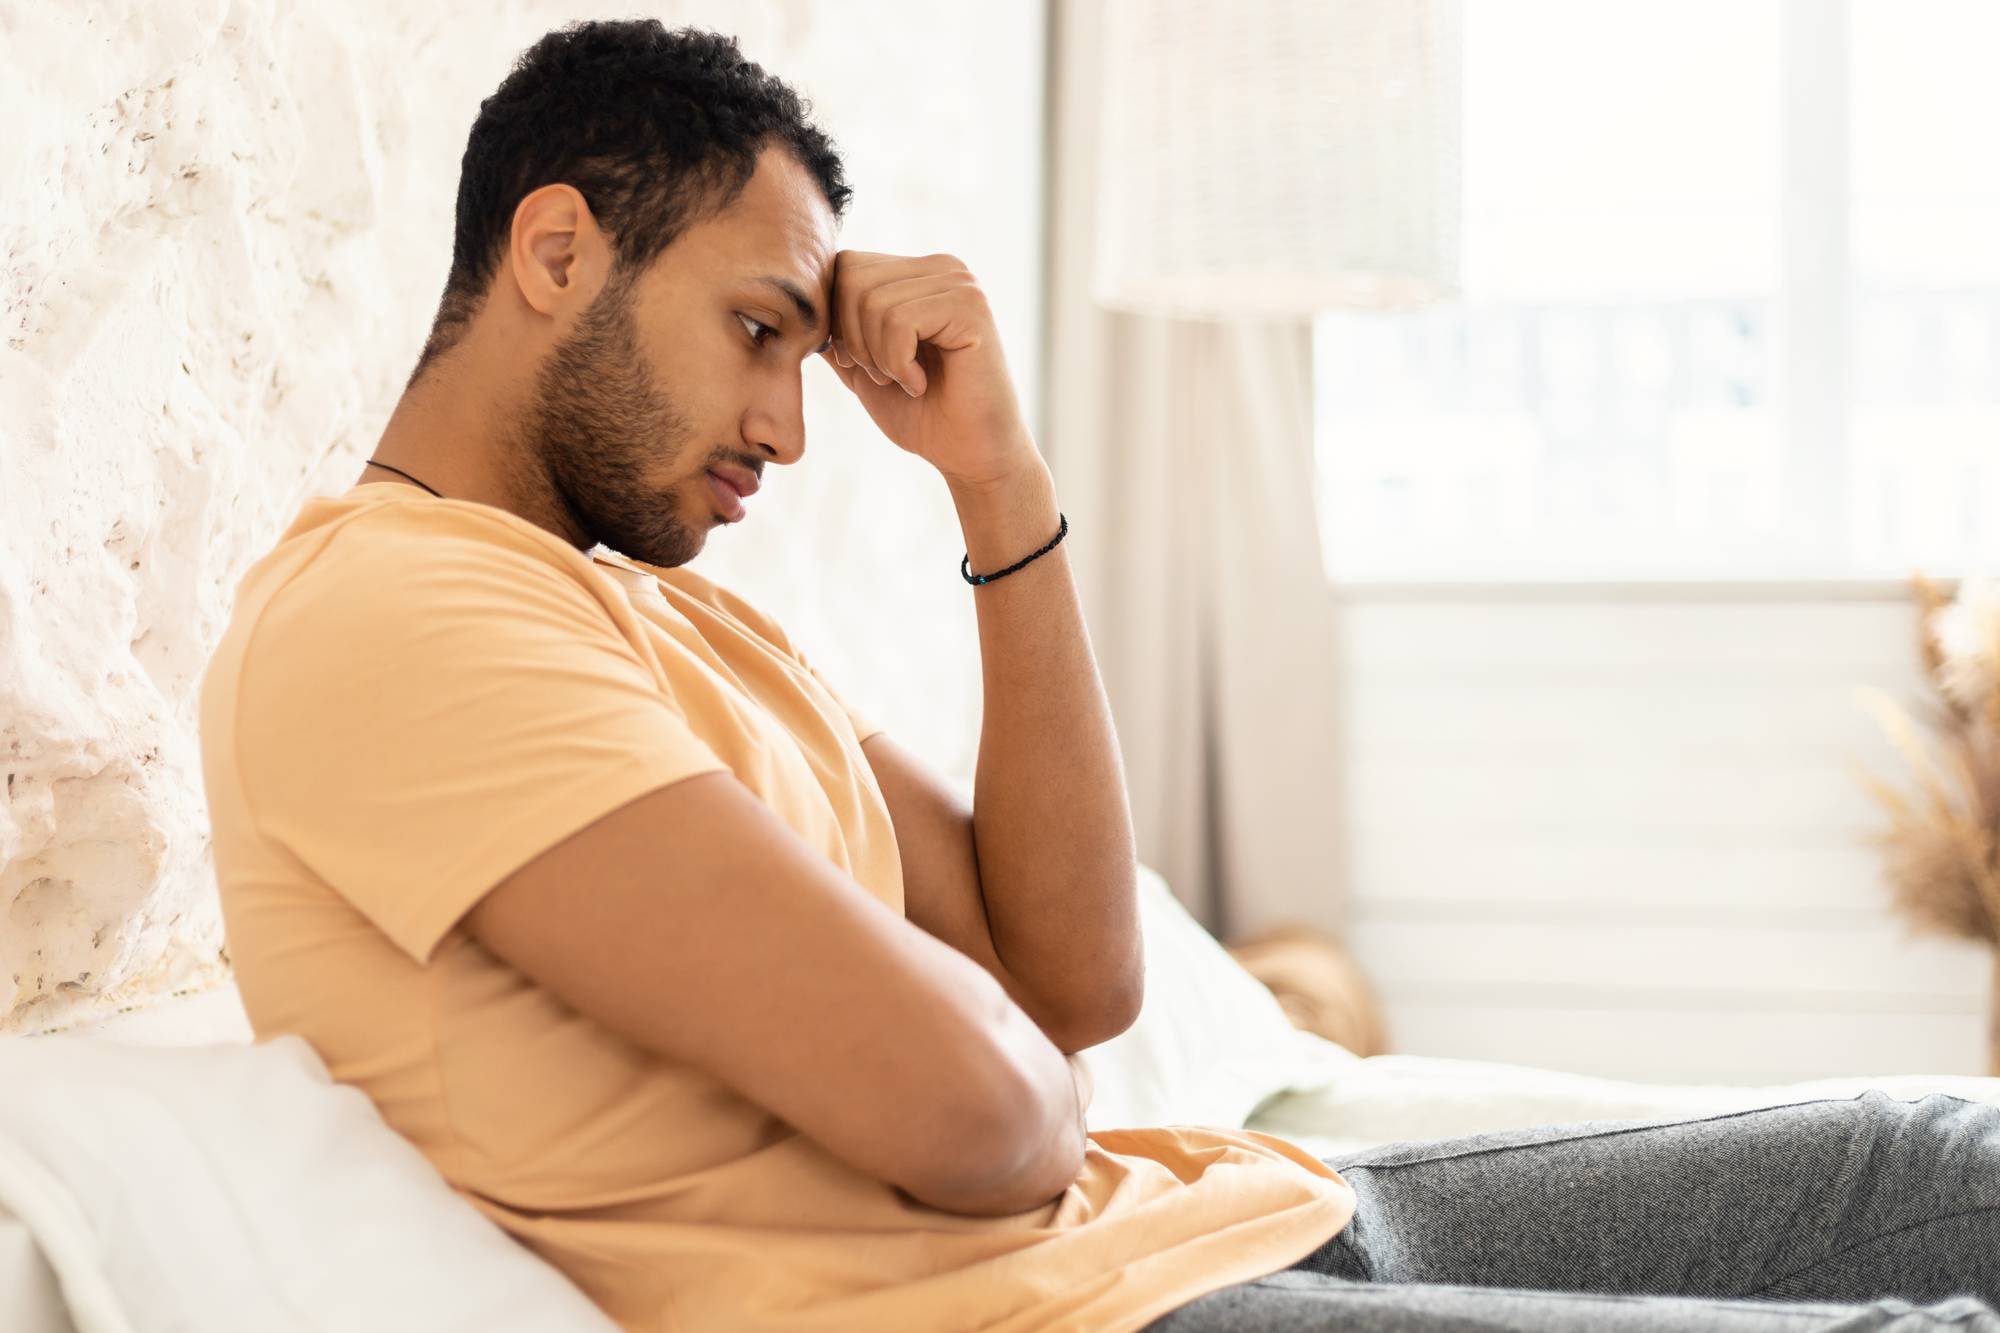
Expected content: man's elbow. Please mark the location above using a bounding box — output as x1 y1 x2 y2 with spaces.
1038 964 1144 1054
897 1068 1086 1217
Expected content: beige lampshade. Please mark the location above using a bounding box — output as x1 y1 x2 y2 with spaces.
1093 0 1462 320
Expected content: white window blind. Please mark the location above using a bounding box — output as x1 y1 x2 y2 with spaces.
1316 0 2000 582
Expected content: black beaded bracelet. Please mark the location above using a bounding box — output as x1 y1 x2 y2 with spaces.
961 514 1069 586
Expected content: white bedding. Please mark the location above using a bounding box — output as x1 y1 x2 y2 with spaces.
5 868 1996 1331
1090 870 2000 1155
1249 1054 2000 1160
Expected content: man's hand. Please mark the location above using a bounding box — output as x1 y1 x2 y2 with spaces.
822 251 1036 493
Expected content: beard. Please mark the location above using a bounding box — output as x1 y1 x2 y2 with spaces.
522 277 749 569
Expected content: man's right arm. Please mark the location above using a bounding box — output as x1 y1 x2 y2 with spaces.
461 769 1088 1217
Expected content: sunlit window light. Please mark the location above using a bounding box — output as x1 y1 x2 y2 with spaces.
1316 0 2000 582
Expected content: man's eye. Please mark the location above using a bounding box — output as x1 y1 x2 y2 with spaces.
737 313 776 345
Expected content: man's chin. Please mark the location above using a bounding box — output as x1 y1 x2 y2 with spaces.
597 518 707 570
628 536 706 570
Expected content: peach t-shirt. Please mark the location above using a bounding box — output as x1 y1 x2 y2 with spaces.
199 486 1353 1333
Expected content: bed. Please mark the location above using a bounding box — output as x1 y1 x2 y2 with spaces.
6 869 1997 1333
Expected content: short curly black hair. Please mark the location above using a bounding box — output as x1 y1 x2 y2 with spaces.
414 21 851 375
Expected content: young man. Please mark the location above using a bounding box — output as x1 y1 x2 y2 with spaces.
200 20 2000 1333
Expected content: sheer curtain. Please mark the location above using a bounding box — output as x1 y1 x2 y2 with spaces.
1043 0 1348 938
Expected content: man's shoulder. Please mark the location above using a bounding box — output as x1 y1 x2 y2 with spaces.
243 488 611 624
279 486 594 577
217 488 640 708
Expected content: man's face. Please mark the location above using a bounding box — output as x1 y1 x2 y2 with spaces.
525 147 839 568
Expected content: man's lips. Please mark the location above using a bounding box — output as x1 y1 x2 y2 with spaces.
707 463 761 523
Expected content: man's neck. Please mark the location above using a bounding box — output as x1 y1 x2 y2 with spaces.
363 337 590 550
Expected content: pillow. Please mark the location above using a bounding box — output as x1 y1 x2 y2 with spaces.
1082 867 1357 1131
0 1201 70 1333
0 1036 619 1333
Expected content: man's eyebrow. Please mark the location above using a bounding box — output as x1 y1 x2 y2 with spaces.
761 276 821 331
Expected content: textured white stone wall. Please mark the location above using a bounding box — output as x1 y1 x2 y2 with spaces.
0 0 1044 1031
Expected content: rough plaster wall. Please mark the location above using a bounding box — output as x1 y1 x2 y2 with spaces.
0 0 1044 1031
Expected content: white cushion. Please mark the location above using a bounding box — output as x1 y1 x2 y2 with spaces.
1083 867 1357 1131
0 1200 72 1333
0 1036 618 1333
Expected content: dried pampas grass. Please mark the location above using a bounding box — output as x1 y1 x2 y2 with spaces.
1859 575 2000 1070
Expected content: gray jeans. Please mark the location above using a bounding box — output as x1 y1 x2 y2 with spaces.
1146 1092 2000 1331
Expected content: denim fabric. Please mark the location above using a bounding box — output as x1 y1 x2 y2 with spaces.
1145 1092 2000 1331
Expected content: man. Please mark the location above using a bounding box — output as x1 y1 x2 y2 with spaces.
200 20 2000 1333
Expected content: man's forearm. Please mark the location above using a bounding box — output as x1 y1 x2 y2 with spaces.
818 249 1141 1052
950 452 1141 1052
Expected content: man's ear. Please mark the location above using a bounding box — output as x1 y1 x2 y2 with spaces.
507 184 611 319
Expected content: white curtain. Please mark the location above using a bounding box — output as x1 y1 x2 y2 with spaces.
1043 0 1348 939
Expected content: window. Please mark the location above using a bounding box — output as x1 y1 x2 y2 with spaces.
1315 0 2000 581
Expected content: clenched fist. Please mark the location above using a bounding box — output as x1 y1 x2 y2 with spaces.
823 251 1039 495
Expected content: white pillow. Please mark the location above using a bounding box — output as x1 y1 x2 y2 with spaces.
0 1036 618 1333
0 1201 71 1333
1083 867 1357 1132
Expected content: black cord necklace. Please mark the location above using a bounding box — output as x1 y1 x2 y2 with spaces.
363 460 442 497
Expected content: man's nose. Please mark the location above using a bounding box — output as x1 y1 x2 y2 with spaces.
743 376 807 465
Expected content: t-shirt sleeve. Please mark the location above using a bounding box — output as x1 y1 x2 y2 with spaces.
233 511 726 961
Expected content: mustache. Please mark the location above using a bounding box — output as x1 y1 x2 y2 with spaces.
704 447 766 482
